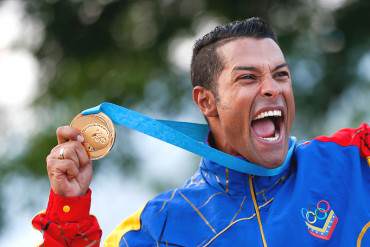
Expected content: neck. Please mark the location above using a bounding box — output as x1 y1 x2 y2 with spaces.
208 121 240 156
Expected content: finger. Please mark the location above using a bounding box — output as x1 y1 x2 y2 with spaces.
50 144 80 167
47 158 79 180
57 141 90 167
73 142 91 167
56 126 84 144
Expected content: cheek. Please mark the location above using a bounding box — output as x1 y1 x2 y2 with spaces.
217 85 256 132
221 95 253 136
289 97 296 120
284 87 296 125
231 86 256 107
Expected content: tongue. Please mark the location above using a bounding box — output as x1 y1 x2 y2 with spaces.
251 118 276 138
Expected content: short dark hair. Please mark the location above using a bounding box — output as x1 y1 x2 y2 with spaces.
190 17 277 91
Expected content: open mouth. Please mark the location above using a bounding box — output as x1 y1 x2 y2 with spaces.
251 109 284 143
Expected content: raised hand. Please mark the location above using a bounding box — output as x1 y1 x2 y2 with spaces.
46 126 93 197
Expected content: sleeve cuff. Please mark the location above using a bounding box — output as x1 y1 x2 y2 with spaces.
46 189 92 222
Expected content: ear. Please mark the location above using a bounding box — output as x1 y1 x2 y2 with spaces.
192 86 218 117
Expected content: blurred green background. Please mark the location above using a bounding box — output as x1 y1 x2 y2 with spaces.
0 0 369 244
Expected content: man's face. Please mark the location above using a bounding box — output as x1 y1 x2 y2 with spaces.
212 37 295 168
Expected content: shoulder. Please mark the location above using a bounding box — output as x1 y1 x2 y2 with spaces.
313 122 370 158
294 123 370 174
315 123 369 146
296 123 369 157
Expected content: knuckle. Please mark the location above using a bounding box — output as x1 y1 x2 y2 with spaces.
50 144 60 154
72 141 84 152
46 154 52 163
64 142 78 154
62 159 72 166
56 126 64 136
66 160 78 170
69 141 79 149
46 158 55 169
62 146 71 158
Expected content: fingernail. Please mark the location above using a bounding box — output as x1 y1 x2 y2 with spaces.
77 135 84 142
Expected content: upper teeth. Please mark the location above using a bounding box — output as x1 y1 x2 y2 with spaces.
254 110 282 120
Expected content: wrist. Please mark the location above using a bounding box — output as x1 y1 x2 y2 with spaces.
50 181 89 197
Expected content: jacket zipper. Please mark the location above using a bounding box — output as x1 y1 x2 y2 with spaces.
249 175 268 247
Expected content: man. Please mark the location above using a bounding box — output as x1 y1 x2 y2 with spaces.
32 17 369 246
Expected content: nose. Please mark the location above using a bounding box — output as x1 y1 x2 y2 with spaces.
260 77 280 98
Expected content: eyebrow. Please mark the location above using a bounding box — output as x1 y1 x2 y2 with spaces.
232 63 289 72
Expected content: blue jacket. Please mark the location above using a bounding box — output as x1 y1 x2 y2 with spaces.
105 124 370 246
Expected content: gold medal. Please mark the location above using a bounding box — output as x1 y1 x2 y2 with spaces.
70 112 115 160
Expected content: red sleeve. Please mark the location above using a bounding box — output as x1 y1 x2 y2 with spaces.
315 123 370 159
32 189 102 247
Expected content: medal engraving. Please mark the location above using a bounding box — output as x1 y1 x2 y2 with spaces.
70 112 115 160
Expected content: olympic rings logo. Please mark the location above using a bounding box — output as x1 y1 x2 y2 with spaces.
301 200 330 224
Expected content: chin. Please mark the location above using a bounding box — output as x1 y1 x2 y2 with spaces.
255 155 285 169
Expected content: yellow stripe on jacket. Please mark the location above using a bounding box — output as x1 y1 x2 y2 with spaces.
104 206 145 247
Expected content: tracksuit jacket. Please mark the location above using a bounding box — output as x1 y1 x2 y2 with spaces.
32 123 370 246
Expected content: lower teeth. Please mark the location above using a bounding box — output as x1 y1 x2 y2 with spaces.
262 133 279 142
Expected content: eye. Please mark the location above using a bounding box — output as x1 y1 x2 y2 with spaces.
274 71 290 80
239 74 257 81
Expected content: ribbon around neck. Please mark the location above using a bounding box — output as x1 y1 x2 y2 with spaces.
81 102 296 176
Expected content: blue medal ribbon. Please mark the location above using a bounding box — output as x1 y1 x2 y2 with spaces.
82 102 296 176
